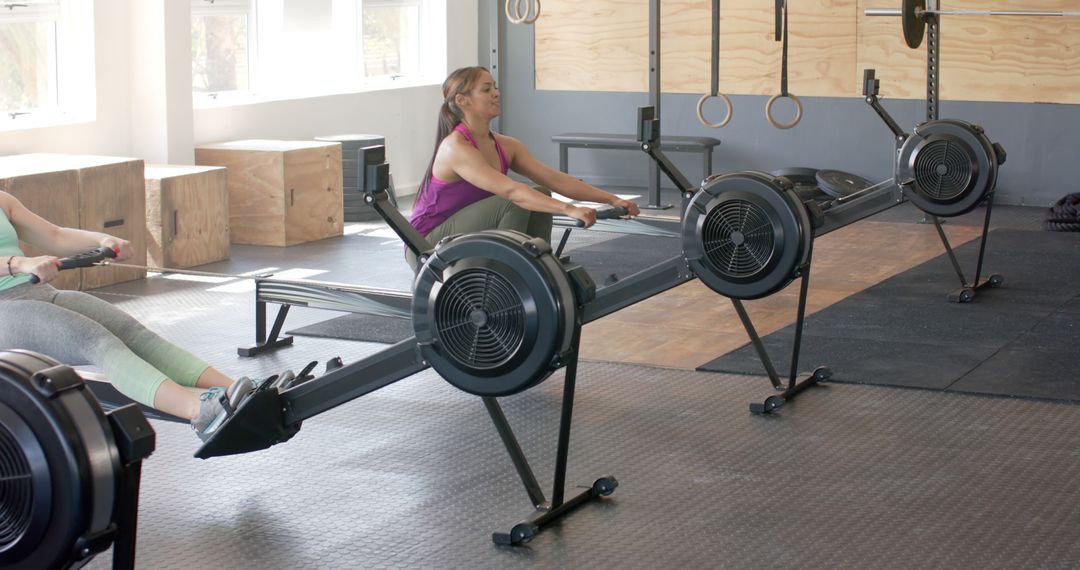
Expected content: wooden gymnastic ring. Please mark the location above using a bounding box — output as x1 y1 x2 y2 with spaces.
696 93 733 129
765 93 803 130
505 0 526 24
505 0 540 24
523 0 540 24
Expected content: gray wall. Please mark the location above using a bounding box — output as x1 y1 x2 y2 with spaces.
482 5 1079 207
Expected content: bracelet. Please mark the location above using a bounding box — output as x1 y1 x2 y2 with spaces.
6 256 13 276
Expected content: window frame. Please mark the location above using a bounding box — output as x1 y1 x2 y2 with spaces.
0 0 95 130
190 0 257 100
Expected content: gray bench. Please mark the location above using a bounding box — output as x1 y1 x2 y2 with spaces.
552 132 721 209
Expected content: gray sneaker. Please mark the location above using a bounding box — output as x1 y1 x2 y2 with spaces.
191 377 255 440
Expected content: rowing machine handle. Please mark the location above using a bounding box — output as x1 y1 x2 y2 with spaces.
571 206 630 228
28 247 118 284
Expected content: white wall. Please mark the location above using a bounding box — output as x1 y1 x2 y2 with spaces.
0 0 479 197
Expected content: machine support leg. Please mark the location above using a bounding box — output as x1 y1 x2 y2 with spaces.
737 246 832 415
932 215 969 286
731 300 784 390
483 397 547 508
550 326 583 508
972 193 996 286
238 304 294 356
110 462 142 570
932 196 1004 303
787 259 813 389
491 322 618 546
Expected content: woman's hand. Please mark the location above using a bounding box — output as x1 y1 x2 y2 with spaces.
16 256 61 284
100 237 132 262
610 198 641 217
567 205 598 228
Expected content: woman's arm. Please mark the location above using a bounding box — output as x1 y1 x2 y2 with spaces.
501 136 641 217
1 191 133 270
444 136 598 227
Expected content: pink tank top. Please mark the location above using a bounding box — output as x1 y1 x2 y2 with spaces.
409 123 509 236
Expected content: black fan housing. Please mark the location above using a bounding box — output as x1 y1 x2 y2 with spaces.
412 230 579 397
897 119 1005 218
0 350 121 570
683 171 813 300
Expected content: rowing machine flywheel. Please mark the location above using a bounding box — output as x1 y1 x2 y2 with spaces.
0 350 144 570
897 119 1006 218
682 171 813 300
412 230 580 397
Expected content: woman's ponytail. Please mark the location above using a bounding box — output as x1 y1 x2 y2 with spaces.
417 67 489 201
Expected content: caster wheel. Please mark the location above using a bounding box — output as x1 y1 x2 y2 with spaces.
510 523 535 545
958 288 975 303
813 367 832 381
988 274 1004 287
592 477 619 497
750 395 786 414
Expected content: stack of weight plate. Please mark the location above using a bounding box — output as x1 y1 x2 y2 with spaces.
315 134 387 222
770 167 872 205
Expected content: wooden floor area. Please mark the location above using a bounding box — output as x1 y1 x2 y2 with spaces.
580 220 983 369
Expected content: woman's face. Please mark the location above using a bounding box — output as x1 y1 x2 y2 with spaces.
460 71 500 120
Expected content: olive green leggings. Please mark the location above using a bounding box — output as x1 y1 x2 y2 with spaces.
406 190 554 270
0 284 210 407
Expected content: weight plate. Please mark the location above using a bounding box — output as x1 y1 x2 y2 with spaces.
770 167 820 187
903 0 927 49
815 170 872 199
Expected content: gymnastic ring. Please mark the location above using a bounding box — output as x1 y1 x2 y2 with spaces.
765 92 803 130
523 0 540 24
506 0 540 24
696 92 733 129
505 0 525 24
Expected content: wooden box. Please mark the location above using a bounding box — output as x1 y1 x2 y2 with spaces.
0 154 147 290
194 140 343 246
144 165 230 269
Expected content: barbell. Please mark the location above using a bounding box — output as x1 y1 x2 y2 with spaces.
866 0 1080 49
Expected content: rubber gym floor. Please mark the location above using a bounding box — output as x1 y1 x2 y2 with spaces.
82 200 1080 569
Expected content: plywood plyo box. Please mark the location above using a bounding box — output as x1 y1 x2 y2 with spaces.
144 165 230 269
0 154 148 290
195 140 344 247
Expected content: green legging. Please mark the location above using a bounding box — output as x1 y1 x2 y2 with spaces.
406 190 554 270
0 283 210 407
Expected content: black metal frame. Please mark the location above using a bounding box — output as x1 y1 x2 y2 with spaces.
485 319 618 545
863 68 1003 303
932 206 1003 303
104 404 156 570
200 167 622 544
727 245 832 414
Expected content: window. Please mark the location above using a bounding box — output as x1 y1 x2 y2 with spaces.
191 0 446 103
191 0 252 96
361 0 421 79
0 0 94 127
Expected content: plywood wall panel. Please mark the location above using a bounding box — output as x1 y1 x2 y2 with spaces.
535 0 710 94
938 0 1080 104
856 0 927 100
539 0 1080 103
720 0 858 97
